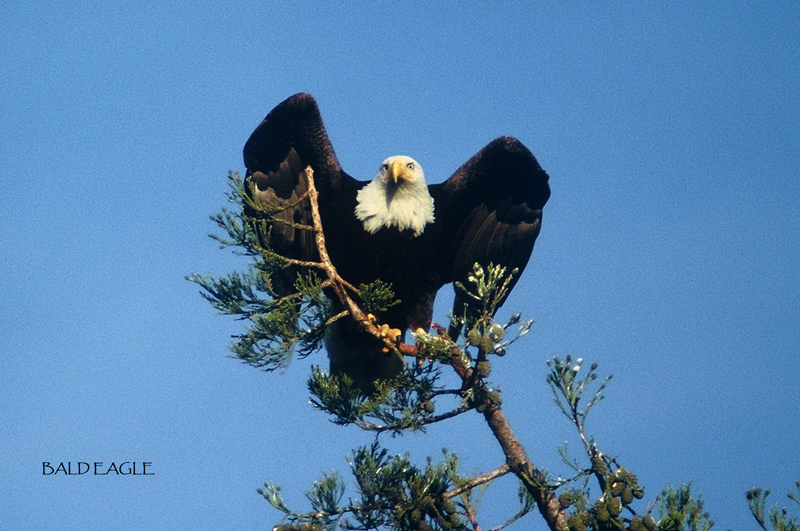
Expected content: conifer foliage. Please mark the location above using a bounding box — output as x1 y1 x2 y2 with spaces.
190 168 796 531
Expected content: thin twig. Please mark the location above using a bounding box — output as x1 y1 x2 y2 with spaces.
353 405 472 433
324 310 350 325
246 181 312 215
270 218 316 232
425 405 472 425
445 464 511 499
573 408 606 493
430 388 464 397
463 499 482 531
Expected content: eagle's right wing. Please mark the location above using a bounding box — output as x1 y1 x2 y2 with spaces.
242 93 356 295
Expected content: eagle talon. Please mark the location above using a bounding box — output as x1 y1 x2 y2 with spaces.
386 327 401 343
377 323 402 353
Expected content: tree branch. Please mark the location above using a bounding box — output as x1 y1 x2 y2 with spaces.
420 334 569 530
304 166 404 364
482 405 568 531
410 328 568 530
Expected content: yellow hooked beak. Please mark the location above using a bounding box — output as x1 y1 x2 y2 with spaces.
388 159 410 184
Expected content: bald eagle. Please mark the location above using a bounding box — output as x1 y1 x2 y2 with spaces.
243 93 550 390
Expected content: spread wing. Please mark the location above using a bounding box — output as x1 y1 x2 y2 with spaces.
242 93 357 295
430 136 551 329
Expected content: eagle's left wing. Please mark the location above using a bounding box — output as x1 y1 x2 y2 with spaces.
430 136 551 331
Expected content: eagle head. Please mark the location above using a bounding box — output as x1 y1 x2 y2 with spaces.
355 155 435 237
378 156 424 185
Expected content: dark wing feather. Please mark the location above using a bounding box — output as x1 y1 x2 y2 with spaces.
430 136 551 329
242 93 356 295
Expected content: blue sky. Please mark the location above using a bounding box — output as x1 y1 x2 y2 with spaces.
2 2 798 530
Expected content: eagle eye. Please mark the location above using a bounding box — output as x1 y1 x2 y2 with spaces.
406 162 415 170
381 163 389 172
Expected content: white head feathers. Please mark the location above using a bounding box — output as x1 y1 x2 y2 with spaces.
355 156 435 237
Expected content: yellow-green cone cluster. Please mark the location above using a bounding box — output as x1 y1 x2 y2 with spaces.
609 468 645 506
629 515 658 531
562 464 651 531
466 319 505 356
401 495 462 530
